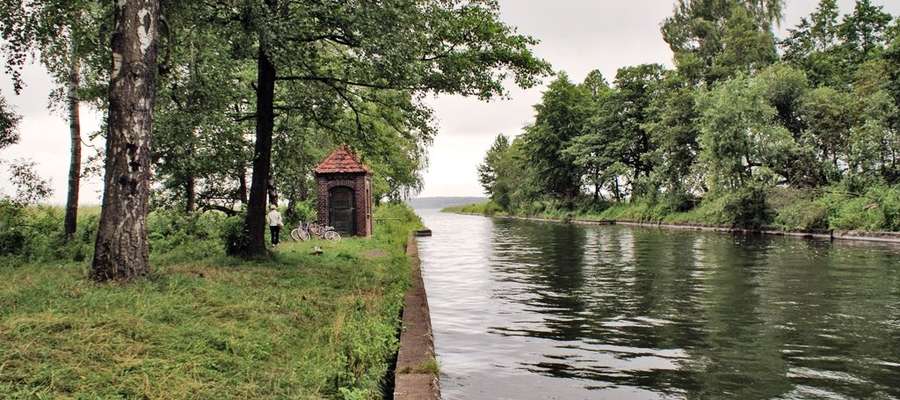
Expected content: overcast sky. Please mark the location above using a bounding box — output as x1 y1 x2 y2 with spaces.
2 0 899 204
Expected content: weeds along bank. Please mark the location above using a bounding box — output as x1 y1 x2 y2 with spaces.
444 184 900 233
0 204 422 399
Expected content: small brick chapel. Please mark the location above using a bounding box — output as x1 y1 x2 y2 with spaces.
314 145 373 237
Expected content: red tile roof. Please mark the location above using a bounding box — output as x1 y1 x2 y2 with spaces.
315 145 371 174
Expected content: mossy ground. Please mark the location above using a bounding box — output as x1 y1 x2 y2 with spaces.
0 204 421 400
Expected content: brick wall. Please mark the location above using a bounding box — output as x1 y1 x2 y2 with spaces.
315 172 373 237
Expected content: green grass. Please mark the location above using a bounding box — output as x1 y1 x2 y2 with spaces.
398 358 439 375
441 201 506 216
0 204 421 400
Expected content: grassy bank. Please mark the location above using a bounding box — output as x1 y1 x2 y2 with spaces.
444 185 900 233
0 204 421 399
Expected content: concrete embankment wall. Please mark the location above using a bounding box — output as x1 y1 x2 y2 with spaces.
393 236 440 400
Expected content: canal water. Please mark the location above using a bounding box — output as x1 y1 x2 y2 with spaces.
415 209 900 400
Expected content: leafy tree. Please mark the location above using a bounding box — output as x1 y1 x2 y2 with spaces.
606 64 665 194
562 71 614 203
498 138 538 211
644 72 702 197
848 62 900 183
4 159 53 205
712 4 778 80
478 134 510 196
205 0 551 257
0 102 53 208
697 74 795 190
521 73 590 202
756 64 810 137
0 0 109 240
662 0 783 84
839 0 893 64
150 3 253 214
0 96 19 150
781 0 843 86
798 86 854 181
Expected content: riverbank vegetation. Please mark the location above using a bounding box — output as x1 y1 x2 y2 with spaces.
1 204 421 399
468 0 900 232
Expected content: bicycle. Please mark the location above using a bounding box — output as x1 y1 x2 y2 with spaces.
291 221 341 242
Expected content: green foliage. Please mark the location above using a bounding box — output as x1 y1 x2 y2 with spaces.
469 0 900 234
521 73 590 201
0 202 95 263
773 200 830 231
821 185 900 231
0 96 19 149
0 205 422 399
0 205 235 264
147 211 228 261
644 72 701 196
286 200 317 227
222 213 251 257
477 134 510 196
715 185 773 228
662 0 782 84
442 201 505 216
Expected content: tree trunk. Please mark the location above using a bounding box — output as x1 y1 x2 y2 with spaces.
185 174 196 213
241 41 277 256
63 52 81 241
185 130 196 213
267 175 278 205
298 177 309 201
91 0 160 281
285 194 296 224
237 169 248 204
613 176 621 202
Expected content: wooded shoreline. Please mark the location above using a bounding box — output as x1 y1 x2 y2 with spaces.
446 209 900 245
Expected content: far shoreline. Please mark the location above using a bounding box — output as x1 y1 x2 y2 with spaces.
443 207 900 245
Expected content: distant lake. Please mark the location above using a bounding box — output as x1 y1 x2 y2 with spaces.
416 209 900 400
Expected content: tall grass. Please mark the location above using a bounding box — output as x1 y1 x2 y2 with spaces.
0 204 422 399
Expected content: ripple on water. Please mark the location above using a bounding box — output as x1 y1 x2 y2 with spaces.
415 209 900 400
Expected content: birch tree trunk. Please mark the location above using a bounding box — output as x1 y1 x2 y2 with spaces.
91 0 160 281
64 51 81 241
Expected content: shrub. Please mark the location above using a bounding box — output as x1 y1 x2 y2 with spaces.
825 185 900 231
773 200 829 231
286 199 316 226
670 185 773 228
723 186 772 228
148 210 227 255
222 213 251 256
0 202 75 262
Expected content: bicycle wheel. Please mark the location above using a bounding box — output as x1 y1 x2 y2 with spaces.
291 228 310 241
323 231 341 241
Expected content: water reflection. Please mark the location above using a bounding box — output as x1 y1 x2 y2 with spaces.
415 210 900 400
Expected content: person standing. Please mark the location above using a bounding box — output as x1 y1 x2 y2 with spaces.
266 205 284 246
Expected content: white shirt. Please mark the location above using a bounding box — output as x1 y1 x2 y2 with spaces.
267 209 283 227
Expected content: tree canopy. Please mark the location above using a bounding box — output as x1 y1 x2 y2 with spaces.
479 0 900 230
